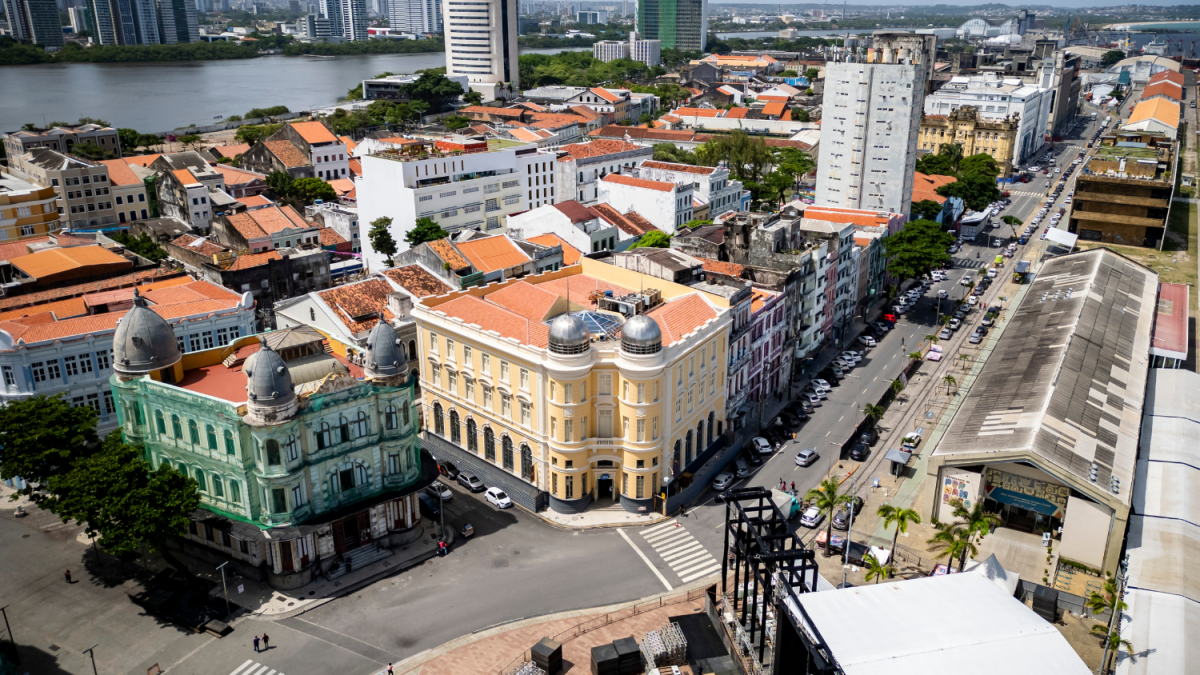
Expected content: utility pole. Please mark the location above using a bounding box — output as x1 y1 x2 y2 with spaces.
842 477 858 588
0 605 17 664
215 562 231 619
82 644 99 675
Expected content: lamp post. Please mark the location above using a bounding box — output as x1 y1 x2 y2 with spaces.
215 562 231 619
82 644 99 675
0 604 17 664
842 477 858 588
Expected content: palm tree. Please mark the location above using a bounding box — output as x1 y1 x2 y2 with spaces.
958 353 971 370
926 522 977 572
1090 625 1134 674
861 403 885 424
977 267 988 277
805 477 854 558
938 142 965 173
877 504 921 560
1086 573 1128 618
863 552 894 584
907 351 924 364
938 314 951 326
892 379 905 396
943 374 957 395
925 334 939 345
947 498 1001 546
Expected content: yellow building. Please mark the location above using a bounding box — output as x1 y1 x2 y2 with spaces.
918 106 1020 178
0 173 60 241
413 259 731 514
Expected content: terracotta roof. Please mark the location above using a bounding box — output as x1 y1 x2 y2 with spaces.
328 178 356 197
382 264 453 298
509 128 552 143
686 87 704 98
461 106 526 118
124 154 161 167
674 108 723 118
96 159 143 186
454 235 530 273
264 140 310 168
172 168 200 187
225 211 267 240
348 158 362 177
337 136 357 154
756 95 791 103
661 114 683 124
143 279 241 305
589 87 621 103
318 227 347 247
236 195 272 208
290 121 338 145
602 173 675 193
0 296 87 322
1143 81 1182 102
9 245 130 279
0 236 50 261
569 105 602 121
640 160 716 175
724 107 750 119
696 257 745 278
761 101 787 118
171 233 230 257
528 113 586 130
227 204 310 241
526 234 583 265
780 109 792 122
213 164 265 186
536 274 631 309
431 294 549 347
552 200 597 224
1128 98 1181 128
750 288 776 314
317 277 396 334
556 139 646 162
912 171 955 205
589 203 659 236
513 101 546 112
227 251 282 271
590 126 697 142
643 294 717 345
427 238 470 271
210 143 251 159
804 205 894 227
1150 70 1184 86
0 268 184 311
485 281 561 321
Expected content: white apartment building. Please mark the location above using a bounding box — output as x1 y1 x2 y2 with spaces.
634 161 743 220
593 31 661 67
598 173 693 231
555 139 654 206
507 201 625 254
388 0 440 34
923 73 1053 166
306 202 362 253
357 138 555 269
593 40 629 62
442 0 520 101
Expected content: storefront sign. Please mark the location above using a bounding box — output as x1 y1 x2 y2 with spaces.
984 467 1068 518
942 475 974 511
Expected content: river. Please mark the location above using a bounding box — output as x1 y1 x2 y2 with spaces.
0 47 587 133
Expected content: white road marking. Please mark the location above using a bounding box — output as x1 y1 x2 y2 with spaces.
618 528 673 591
641 519 679 536
229 660 254 675
640 521 723 583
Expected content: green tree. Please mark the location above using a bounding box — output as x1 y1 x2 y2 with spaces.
266 170 294 199
792 107 811 122
805 477 854 558
652 142 698 165
779 69 798 77
638 113 653 125
368 217 399 266
138 133 164 152
177 133 203 151
908 351 924 364
1090 626 1133 674
882 219 956 282
805 68 819 80
697 131 773 183
680 219 712 230
947 498 1000 546
914 152 956 177
877 504 921 561
463 91 484 106
1001 214 1022 238
406 217 449 248
234 123 281 145
959 153 1001 179
0 395 100 511
290 177 337 205
938 174 1002 212
244 105 290 119
938 142 965 173
863 552 894 584
1101 49 1125 67
774 146 814 195
926 521 977 572
912 199 943 221
630 230 672 248
1085 573 1128 619
71 142 109 160
943 374 957 395
891 379 905 396
400 71 466 112
861 403 885 423
112 232 168 262
118 128 143 154
443 115 471 130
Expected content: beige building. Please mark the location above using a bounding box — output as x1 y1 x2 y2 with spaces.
0 173 61 242
9 148 119 229
414 258 731 514
2 123 122 159
918 106 1020 178
97 159 151 224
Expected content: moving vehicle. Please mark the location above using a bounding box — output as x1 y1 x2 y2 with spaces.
795 448 818 467
773 489 801 520
457 472 485 492
485 487 513 509
800 506 824 528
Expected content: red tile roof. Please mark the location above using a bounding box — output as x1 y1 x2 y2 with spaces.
640 160 716 176
552 200 597 223
348 158 362 177
9 245 130 279
264 140 310 168
556 139 646 162
461 106 527 118
226 251 282 271
602 173 675 193
338 135 357 154
172 168 200 187
762 101 787 118
97 159 143 186
454 235 530 273
427 238 470 271
912 171 955 205
236 195 272 208
0 268 185 311
724 107 750 119
589 87 621 103
0 236 50 261
589 203 659 237
328 178 356 198
486 280 561 321
803 205 895 227
1150 70 1184 86
528 113 587 130
674 108 723 118
526 234 583 265
590 126 697 142
124 154 162 168
317 277 396 334
318 227 347 247
171 233 230 257
536 274 631 309
756 95 791 103
214 164 266 186
569 105 602 121
643 294 718 345
1143 81 1182 102
1153 282 1189 356
290 121 339 145
432 294 550 347
696 257 745 278
382 264 453 298
210 143 252 159
0 297 87 322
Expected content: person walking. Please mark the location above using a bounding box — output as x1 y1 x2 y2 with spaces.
387 665 394 675
64 569 71 584
262 633 270 650
253 635 260 652
791 481 796 493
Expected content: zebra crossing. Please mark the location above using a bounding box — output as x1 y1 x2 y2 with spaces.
1006 189 1046 197
229 659 284 675
639 520 723 584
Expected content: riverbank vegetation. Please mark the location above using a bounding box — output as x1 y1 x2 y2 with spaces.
282 39 445 56
0 37 259 65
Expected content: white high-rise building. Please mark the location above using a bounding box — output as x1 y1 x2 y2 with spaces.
815 33 932 219
442 0 519 101
388 0 440 34
340 0 368 39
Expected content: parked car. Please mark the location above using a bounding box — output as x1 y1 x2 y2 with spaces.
752 437 774 456
969 330 983 344
981 315 995 327
779 411 803 427
457 472 485 492
712 472 735 491
949 318 961 331
813 378 833 392
873 321 891 333
938 328 952 340
418 492 442 517
803 385 828 400
426 481 453 502
800 392 822 407
986 268 998 278
438 461 460 479
839 352 861 364
832 504 860 530
858 335 876 348
800 506 824 528
485 487 513 509
937 289 948 299
743 449 763 466
902 432 922 451
795 448 818 467
850 442 870 461
762 427 785 447
967 296 979 306
960 275 973 286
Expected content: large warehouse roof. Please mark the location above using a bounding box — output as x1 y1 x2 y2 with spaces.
934 249 1157 506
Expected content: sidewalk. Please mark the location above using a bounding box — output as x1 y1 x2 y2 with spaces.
538 500 668 528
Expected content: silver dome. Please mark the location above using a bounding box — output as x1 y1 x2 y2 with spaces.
621 314 662 354
244 340 296 407
547 313 590 355
113 290 182 376
364 321 406 379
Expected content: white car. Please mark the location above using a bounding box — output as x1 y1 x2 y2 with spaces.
986 268 998 278
803 385 828 400
800 392 822 407
930 271 947 281
485 487 513 509
857 335 876 348
937 289 948 298
960 275 973 286
800 506 824 528
712 472 735 491
752 437 774 455
840 351 862 364
813 378 832 391
967 295 979 306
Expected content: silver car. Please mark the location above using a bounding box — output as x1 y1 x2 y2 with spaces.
795 448 818 467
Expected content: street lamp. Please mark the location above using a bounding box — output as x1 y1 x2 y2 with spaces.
842 477 858 588
215 562 231 619
0 605 17 664
82 644 99 675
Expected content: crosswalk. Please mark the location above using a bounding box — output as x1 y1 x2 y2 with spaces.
639 520 723 584
229 659 284 675
1006 190 1046 197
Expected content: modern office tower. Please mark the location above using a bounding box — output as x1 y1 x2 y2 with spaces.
443 0 519 100
6 0 66 49
156 0 199 43
2 0 30 40
86 0 118 44
388 0 439 34
636 0 706 52
319 0 344 37
340 0 367 40
814 33 931 219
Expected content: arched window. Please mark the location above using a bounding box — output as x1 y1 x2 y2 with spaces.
188 419 199 444
353 411 369 438
450 410 461 444
385 405 398 430
133 403 144 426
402 401 411 426
212 477 224 498
409 340 417 360
484 426 495 461
467 418 477 453
266 439 281 465
155 410 166 434
339 415 351 443
224 430 236 456
521 444 533 480
316 422 332 450
285 434 298 461
229 480 240 504
717 420 723 437
206 425 218 451
685 430 693 465
502 436 514 471
697 420 704 451
194 469 207 492
673 440 681 472
707 411 715 446
172 414 182 438
433 403 444 436
355 464 368 486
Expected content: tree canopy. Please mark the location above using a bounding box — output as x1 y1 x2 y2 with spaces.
911 199 944 221
112 232 168 262
369 217 398 266
290 177 337 205
398 71 465 112
406 217 449 248
937 174 1002 212
882 219 956 282
1101 49 1125 67
234 123 281 145
629 230 672 248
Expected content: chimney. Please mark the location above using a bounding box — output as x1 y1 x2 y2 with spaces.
386 292 414 319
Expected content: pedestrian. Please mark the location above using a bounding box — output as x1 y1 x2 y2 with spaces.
253 635 260 652
791 481 796 493
387 665 394 675
64 569 71 584
262 633 269 650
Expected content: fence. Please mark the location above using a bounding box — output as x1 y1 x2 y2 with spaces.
495 587 710 675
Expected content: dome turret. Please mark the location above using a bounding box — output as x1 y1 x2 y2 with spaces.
364 321 406 380
548 313 590 355
244 340 296 413
621 314 662 355
113 289 181 378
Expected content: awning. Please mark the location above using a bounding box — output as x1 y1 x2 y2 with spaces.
885 448 912 465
